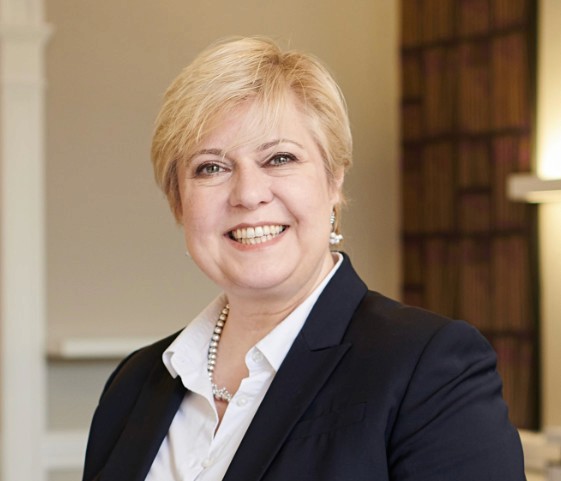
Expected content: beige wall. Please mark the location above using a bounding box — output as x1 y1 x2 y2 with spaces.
45 3 399 478
45 0 400 346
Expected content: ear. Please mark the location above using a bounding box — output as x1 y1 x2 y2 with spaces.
329 167 345 204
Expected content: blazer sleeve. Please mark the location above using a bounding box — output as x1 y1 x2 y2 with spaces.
387 320 526 481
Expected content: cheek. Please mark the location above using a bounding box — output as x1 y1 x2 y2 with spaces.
284 170 333 200
287 185 333 228
182 208 208 234
180 195 206 235
181 191 228 243
285 184 332 221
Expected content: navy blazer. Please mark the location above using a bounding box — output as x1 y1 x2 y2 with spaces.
83 254 526 480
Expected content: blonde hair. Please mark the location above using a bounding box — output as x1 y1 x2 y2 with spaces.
151 36 352 231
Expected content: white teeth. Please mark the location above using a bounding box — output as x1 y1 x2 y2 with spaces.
230 225 285 244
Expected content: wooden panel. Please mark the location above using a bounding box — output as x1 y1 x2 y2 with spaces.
399 0 538 429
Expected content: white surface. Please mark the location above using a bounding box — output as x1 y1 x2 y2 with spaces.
548 426 561 444
549 465 561 481
508 174 561 203
520 429 561 471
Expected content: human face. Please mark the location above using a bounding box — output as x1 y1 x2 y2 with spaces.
178 96 343 305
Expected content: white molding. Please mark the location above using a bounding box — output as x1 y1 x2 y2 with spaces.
48 337 160 360
43 430 88 471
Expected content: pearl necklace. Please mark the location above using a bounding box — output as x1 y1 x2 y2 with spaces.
207 304 233 402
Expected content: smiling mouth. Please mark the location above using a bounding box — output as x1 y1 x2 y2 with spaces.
228 225 287 245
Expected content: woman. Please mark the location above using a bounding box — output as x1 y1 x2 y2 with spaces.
83 37 525 481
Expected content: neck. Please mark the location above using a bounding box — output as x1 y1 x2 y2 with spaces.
223 251 337 341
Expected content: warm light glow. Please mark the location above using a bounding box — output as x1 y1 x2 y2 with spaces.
539 127 561 179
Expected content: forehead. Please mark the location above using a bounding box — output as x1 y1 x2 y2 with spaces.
198 93 315 151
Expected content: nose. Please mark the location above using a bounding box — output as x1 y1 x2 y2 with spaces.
228 163 274 210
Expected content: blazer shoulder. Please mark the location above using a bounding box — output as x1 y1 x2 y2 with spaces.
347 290 495 381
101 330 181 401
349 290 456 347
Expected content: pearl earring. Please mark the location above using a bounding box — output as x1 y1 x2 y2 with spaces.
329 210 343 245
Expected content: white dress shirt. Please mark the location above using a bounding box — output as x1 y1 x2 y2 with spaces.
145 253 342 481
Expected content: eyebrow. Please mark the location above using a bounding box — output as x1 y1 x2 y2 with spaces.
257 139 304 151
189 139 304 161
190 148 223 158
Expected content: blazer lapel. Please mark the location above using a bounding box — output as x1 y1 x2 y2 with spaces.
99 362 186 481
224 254 367 481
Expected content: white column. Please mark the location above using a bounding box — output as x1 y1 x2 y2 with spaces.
537 0 561 429
0 1 51 479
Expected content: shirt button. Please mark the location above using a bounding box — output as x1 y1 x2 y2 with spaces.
201 457 213 468
236 396 248 407
252 351 264 363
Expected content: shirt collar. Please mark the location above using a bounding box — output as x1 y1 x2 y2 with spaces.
163 293 227 381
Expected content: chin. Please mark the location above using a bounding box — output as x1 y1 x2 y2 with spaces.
232 272 291 293
227 262 298 294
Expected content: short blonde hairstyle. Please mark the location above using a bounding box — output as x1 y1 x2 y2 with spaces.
151 36 352 230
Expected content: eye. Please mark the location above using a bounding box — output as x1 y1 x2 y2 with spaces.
268 152 297 166
194 162 226 177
